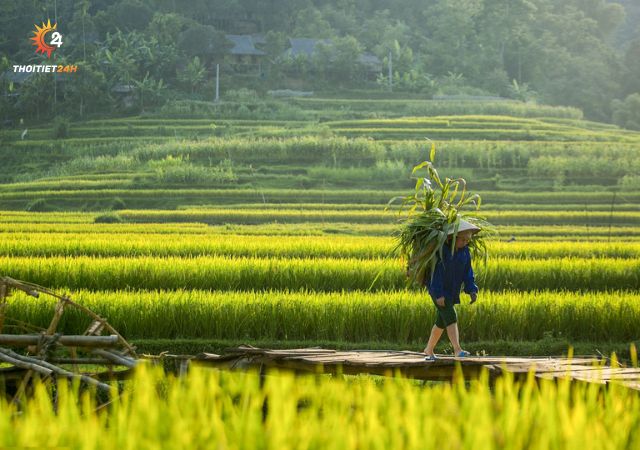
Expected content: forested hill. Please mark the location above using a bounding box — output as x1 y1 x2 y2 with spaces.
614 0 640 45
1 0 639 126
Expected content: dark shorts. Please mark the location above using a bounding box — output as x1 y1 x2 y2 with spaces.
433 298 457 328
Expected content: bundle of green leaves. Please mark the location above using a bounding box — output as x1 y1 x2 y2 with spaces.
390 144 493 288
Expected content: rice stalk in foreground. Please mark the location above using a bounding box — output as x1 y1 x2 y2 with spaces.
1 365 638 450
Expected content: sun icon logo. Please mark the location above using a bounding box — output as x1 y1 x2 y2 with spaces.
31 19 62 58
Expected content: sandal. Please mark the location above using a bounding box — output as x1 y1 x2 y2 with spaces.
456 350 470 357
424 354 438 362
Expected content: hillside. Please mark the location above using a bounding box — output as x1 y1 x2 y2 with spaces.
0 97 639 214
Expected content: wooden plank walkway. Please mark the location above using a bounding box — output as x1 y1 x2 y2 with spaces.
192 346 640 391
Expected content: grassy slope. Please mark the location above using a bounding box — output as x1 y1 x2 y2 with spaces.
1 109 639 208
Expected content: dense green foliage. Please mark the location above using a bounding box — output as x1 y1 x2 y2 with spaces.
2 0 640 123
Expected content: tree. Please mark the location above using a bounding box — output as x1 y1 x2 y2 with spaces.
16 75 55 121
292 7 335 38
177 25 230 64
178 56 206 94
62 61 111 118
146 13 189 47
319 2 358 37
98 30 149 85
508 79 537 102
134 72 166 112
331 35 363 82
94 0 152 34
612 93 640 130
97 29 176 87
360 10 393 51
420 0 483 78
580 0 626 37
528 2 624 120
474 0 537 88
0 55 12 120
65 0 94 61
264 31 288 60
622 39 640 96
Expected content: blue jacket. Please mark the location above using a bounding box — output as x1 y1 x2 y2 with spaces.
426 244 478 304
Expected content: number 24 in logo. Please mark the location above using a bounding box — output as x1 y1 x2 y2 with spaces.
31 19 63 58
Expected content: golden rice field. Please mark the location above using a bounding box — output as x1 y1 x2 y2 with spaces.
3 208 640 227
2 232 640 258
108 208 640 226
1 255 639 291
1 207 639 361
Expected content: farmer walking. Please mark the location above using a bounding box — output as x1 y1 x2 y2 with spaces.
422 220 480 361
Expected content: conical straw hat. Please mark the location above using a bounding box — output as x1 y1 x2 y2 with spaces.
447 219 481 235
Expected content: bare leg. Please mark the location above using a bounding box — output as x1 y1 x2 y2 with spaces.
445 322 463 354
423 325 444 355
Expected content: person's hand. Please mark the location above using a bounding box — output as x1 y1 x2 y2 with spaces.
436 297 445 307
470 292 478 304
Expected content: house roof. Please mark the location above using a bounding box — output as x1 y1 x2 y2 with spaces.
286 38 332 58
251 34 266 45
111 84 135 94
225 34 266 56
358 52 382 68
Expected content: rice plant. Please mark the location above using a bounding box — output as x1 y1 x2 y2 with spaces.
2 232 640 259
5 288 640 342
1 255 638 292
1 366 639 450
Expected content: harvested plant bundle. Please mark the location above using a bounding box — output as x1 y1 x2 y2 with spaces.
391 144 492 287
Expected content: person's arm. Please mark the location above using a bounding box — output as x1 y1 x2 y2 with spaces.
462 250 478 303
428 261 446 306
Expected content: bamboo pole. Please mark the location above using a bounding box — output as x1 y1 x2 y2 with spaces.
0 349 53 377
0 347 112 392
46 299 67 336
47 357 112 365
0 277 136 356
91 349 137 368
0 334 119 347
69 346 79 372
0 283 6 333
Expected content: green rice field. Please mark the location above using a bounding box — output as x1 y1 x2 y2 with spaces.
1 97 639 448
5 289 639 343
1 107 639 355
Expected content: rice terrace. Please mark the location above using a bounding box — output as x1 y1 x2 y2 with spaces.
2 1 640 448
